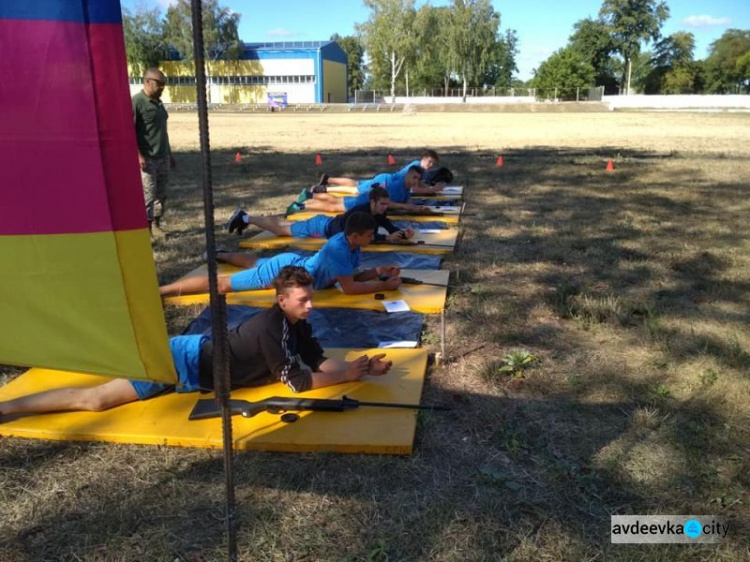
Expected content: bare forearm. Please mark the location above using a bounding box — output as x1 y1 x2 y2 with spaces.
354 269 378 282
310 358 357 389
341 280 390 295
411 186 437 194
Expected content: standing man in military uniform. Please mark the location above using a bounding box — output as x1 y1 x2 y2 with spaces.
132 68 175 234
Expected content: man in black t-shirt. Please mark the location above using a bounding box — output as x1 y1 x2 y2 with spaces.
226 185 415 243
0 268 393 419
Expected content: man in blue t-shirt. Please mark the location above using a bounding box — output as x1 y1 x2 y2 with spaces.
226 185 415 243
314 149 443 197
159 212 402 297
292 167 436 216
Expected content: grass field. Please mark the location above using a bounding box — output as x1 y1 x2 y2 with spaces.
2 110 750 561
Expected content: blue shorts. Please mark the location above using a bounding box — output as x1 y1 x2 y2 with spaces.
129 335 208 400
290 214 330 238
229 253 306 291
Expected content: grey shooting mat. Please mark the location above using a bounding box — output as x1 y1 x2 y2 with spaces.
184 305 425 349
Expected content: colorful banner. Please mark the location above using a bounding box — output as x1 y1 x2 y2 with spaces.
0 1 176 383
267 92 288 108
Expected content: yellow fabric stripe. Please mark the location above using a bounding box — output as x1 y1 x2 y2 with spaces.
0 231 175 383
113 230 177 383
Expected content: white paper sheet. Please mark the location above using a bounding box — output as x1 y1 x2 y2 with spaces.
382 300 411 313
377 341 419 348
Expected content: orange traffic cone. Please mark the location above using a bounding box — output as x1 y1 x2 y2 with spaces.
315 153 323 166
496 155 504 167
605 159 614 172
234 152 242 163
388 154 396 166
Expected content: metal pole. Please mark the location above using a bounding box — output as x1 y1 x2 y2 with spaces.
190 1 237 560
441 309 446 359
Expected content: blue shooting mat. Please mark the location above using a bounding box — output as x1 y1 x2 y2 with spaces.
184 305 425 349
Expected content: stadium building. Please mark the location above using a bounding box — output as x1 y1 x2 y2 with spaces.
130 40 348 105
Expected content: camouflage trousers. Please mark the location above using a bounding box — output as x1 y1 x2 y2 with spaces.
141 156 170 224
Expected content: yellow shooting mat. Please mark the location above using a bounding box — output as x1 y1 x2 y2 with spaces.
288 209 461 225
238 229 458 254
325 185 464 199
164 266 450 314
0 348 429 455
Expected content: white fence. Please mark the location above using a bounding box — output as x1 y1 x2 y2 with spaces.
359 87 604 104
603 95 750 110
381 95 537 104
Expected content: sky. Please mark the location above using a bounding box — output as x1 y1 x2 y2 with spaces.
123 0 750 81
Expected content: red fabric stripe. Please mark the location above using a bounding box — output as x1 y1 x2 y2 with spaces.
88 23 149 232
0 20 147 235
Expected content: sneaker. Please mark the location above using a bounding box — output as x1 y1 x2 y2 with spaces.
226 209 249 235
201 248 229 262
294 188 312 204
285 202 305 216
310 184 328 194
318 173 329 186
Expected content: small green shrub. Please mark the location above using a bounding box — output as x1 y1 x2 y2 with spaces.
498 350 536 379
698 368 719 386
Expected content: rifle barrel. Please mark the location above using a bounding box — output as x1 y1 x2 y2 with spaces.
355 400 452 411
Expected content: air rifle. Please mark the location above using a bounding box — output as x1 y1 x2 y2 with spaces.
188 395 451 421
389 209 449 217
371 239 454 248
400 276 452 288
377 274 450 288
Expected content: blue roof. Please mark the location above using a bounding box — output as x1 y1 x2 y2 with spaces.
240 41 347 64
243 41 335 50
166 40 347 64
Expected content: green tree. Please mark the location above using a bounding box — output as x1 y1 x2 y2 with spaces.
531 47 595 99
653 31 695 67
482 29 519 89
122 7 168 78
644 32 697 94
406 4 447 94
568 17 618 92
358 0 417 99
599 0 669 92
660 65 700 93
330 34 365 96
433 6 456 94
447 0 500 100
704 29 750 93
623 49 653 93
737 51 750 88
162 0 241 100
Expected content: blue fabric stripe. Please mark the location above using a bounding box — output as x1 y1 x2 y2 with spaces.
0 0 122 24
